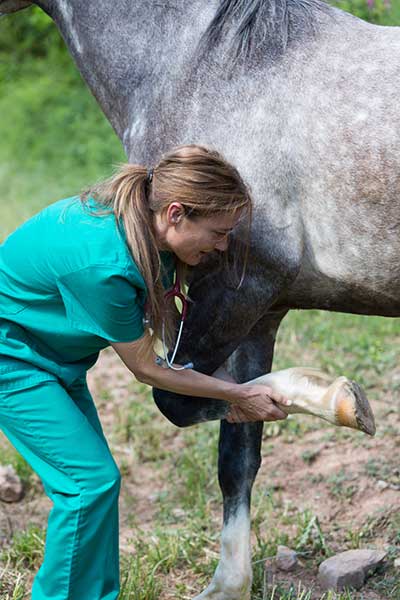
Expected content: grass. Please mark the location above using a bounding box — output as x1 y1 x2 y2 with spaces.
325 469 357 501
0 158 124 242
0 570 26 600
272 310 399 391
1 526 45 571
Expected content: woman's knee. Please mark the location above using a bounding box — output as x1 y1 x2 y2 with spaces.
56 463 121 512
86 460 121 499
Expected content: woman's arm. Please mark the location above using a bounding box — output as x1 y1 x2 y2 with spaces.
110 332 289 422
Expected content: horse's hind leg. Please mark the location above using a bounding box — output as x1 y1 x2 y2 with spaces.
194 312 286 600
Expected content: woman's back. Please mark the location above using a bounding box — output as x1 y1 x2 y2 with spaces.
0 197 155 390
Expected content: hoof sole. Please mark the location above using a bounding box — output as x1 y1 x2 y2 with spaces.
349 381 376 436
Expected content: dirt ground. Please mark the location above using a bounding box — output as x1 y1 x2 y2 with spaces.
0 347 399 599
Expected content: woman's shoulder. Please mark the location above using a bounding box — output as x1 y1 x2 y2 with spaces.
38 196 135 277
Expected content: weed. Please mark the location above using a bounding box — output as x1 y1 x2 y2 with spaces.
1 525 45 570
295 511 328 557
301 448 321 465
326 468 357 500
119 553 162 600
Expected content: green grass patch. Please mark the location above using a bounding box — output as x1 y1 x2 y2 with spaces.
1 525 45 570
274 310 399 390
326 468 358 501
0 570 27 600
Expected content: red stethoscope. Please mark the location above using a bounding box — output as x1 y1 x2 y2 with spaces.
149 273 193 371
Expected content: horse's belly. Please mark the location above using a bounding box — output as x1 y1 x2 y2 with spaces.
283 255 400 317
281 188 400 315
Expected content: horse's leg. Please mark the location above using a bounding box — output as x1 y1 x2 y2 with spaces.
153 380 229 427
194 311 286 600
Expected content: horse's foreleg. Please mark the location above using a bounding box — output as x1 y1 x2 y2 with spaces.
194 421 262 600
153 387 229 427
194 312 285 600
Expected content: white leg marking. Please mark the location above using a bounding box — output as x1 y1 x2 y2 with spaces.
194 505 252 600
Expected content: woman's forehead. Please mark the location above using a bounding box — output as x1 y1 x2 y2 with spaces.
206 210 242 229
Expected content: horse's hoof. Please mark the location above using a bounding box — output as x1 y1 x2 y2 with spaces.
193 592 250 600
193 580 250 600
336 379 376 436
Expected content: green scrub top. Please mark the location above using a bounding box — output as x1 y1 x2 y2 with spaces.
0 196 175 392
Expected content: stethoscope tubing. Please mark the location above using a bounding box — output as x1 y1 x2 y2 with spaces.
160 273 193 370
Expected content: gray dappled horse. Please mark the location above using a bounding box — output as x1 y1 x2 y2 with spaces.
2 0 400 597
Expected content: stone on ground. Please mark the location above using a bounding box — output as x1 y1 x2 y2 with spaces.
275 545 298 572
318 549 387 591
0 464 24 502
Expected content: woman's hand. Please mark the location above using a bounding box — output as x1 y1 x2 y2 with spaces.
226 384 290 424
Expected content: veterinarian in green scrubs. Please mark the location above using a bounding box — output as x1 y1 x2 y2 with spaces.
0 144 288 600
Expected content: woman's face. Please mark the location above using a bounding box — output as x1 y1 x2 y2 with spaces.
154 203 242 266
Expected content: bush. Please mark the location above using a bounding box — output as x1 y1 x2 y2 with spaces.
330 0 394 23
0 8 123 169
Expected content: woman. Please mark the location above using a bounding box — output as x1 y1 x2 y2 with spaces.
0 144 288 599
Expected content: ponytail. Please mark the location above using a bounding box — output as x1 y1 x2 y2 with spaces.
81 165 175 346
81 144 252 351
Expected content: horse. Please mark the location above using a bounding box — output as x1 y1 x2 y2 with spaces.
1 1 399 597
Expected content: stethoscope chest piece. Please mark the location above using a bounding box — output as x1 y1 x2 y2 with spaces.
144 274 193 371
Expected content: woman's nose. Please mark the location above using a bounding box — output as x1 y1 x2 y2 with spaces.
214 237 229 252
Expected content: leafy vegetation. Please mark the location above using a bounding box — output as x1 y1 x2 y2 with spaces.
329 0 398 23
0 8 124 239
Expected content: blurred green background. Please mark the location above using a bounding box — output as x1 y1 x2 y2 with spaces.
0 0 399 237
0 4 125 238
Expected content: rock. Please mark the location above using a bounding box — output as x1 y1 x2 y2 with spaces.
394 558 400 569
276 545 298 572
376 480 389 491
318 549 387 591
171 507 186 519
0 464 24 502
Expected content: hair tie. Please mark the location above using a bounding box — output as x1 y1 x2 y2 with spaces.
146 168 154 184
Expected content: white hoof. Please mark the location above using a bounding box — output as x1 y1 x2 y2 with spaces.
193 576 251 600
194 588 250 600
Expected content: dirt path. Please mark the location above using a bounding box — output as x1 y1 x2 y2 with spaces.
1 347 399 599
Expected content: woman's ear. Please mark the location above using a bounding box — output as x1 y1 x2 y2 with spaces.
166 202 185 225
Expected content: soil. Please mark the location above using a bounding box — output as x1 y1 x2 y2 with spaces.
0 347 399 599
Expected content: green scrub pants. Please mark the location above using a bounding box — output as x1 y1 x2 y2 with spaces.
0 376 121 600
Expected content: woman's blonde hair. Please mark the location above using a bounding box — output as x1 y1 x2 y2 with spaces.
81 144 252 349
